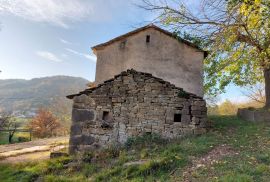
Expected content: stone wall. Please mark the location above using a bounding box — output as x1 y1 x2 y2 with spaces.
68 70 208 154
238 108 270 122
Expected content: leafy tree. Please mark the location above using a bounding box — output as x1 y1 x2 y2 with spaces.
29 108 61 138
141 0 270 108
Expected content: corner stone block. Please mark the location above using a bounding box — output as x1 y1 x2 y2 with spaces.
69 144 78 155
191 105 201 111
193 100 206 107
70 124 82 136
72 108 95 123
74 94 88 103
69 135 95 146
181 115 191 123
191 117 200 125
81 135 95 145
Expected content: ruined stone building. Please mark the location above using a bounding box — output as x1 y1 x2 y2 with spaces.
67 25 208 153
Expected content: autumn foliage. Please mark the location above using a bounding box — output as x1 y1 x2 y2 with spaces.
29 108 61 138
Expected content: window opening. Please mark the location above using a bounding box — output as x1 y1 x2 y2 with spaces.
174 114 182 122
146 35 150 43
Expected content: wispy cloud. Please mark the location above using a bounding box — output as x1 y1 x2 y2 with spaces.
60 38 74 45
36 51 63 62
65 48 96 63
0 0 133 28
0 0 94 28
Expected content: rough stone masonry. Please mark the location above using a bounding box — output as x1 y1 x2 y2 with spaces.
67 69 208 154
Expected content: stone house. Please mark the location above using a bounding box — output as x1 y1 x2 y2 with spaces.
92 24 207 97
67 70 207 154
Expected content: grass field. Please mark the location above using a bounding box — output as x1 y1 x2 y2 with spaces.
0 116 270 182
0 118 31 145
0 132 31 145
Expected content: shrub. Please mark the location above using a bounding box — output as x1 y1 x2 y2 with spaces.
125 133 166 149
82 152 94 163
18 137 29 143
105 143 122 158
82 163 98 177
256 153 270 165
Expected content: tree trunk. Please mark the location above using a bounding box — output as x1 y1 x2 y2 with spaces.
8 132 13 144
264 69 270 108
8 128 16 144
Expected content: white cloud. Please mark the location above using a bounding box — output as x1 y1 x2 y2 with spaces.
65 48 96 63
0 0 136 28
0 0 137 28
0 0 94 28
36 51 63 62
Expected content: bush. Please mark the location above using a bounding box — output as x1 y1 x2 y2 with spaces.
18 137 29 143
82 152 94 163
256 153 270 165
125 133 166 149
105 143 122 158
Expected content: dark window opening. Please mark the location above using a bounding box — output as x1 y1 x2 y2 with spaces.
146 131 152 135
120 41 126 49
102 111 110 121
189 105 192 120
174 114 182 122
175 107 183 110
189 105 192 115
146 35 150 43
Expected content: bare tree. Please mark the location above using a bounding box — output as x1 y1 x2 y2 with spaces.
242 84 266 104
140 0 270 108
0 112 10 129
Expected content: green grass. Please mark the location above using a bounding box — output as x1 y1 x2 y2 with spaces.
0 132 8 145
0 132 31 145
1 116 270 181
0 118 31 145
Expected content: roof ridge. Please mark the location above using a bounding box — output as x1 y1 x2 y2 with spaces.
91 24 206 55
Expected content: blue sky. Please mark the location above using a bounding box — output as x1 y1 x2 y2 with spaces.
0 0 247 103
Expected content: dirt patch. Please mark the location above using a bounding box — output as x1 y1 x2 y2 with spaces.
0 145 67 164
124 160 149 166
0 136 68 153
0 151 51 164
0 137 69 164
172 144 239 182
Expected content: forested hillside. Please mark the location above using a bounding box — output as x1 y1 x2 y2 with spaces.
0 76 89 115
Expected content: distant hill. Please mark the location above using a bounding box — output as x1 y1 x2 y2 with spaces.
0 76 89 116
